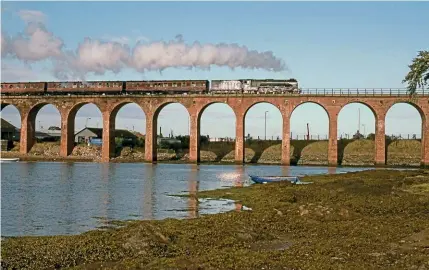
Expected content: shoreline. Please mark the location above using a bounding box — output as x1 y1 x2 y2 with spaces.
0 152 423 169
2 169 428 269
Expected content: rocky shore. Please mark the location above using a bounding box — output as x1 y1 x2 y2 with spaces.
1 169 428 269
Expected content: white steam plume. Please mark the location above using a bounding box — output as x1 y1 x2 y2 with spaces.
2 10 287 80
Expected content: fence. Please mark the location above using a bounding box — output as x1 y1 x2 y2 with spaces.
206 133 423 142
298 88 428 96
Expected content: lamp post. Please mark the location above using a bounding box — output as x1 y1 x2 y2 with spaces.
358 108 361 133
264 111 268 140
85 117 91 128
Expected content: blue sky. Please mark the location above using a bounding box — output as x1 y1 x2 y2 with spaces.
1 1 427 139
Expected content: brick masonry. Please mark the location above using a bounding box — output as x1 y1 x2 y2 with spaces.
1 94 428 166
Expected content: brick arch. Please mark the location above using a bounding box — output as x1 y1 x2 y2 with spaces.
186 101 237 163
289 101 329 118
19 102 63 154
0 103 21 118
26 102 63 133
59 102 104 157
28 102 62 117
338 101 378 119
109 101 147 120
384 101 424 166
243 101 283 119
197 101 236 122
1 102 19 112
153 101 190 119
68 101 103 118
385 101 425 122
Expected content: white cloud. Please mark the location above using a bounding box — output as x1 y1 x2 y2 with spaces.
17 10 46 24
2 9 287 80
68 38 131 75
11 23 64 61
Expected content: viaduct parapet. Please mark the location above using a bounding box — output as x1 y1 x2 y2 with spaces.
1 93 428 166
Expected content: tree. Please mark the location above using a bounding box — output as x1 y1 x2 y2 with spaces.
403 50 429 94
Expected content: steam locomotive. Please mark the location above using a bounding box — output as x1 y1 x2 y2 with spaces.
0 79 300 95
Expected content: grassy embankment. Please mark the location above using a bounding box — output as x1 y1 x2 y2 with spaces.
1 139 422 166
1 169 429 269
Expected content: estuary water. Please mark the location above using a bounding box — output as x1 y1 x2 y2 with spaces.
1 162 375 237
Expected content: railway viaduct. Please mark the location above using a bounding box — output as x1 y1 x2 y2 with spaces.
1 90 429 166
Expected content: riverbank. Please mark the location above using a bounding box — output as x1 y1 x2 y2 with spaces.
0 139 423 167
2 169 428 269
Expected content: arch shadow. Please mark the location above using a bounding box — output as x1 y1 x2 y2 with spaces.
246 140 281 163
289 140 324 165
200 142 235 162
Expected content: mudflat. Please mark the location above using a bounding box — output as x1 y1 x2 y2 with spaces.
1 169 429 269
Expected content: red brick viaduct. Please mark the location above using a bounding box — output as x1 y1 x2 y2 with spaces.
1 93 428 166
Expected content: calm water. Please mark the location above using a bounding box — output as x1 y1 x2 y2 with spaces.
1 162 375 237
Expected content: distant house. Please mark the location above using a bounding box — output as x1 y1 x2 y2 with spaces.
37 126 62 141
45 126 62 137
74 127 138 145
35 131 57 141
1 118 20 141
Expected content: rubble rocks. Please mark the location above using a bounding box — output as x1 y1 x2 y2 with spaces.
71 145 101 159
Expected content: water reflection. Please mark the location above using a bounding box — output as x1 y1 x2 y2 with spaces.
59 163 74 234
188 164 199 219
142 164 155 220
1 162 379 236
233 166 244 212
281 166 290 177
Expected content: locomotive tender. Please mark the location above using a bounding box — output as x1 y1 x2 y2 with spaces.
0 78 299 96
